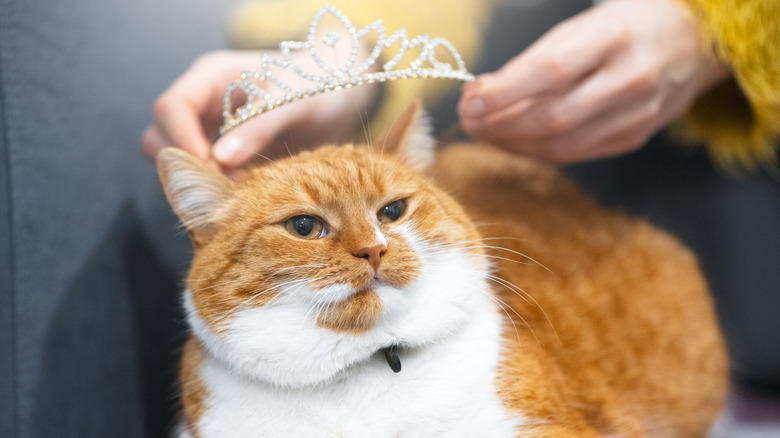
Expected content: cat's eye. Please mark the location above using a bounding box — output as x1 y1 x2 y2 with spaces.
284 215 327 240
378 199 407 224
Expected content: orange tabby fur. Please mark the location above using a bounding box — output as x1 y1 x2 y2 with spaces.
158 102 727 437
434 145 727 436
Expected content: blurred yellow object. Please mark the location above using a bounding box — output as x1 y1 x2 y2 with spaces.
677 0 780 170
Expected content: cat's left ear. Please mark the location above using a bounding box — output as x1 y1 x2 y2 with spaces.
156 147 233 248
374 100 435 172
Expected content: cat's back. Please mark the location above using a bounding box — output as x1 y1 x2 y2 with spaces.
432 143 728 437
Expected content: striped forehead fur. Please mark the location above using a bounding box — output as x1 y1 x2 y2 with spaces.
236 146 423 218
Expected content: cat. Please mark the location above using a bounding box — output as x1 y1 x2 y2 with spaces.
157 101 728 437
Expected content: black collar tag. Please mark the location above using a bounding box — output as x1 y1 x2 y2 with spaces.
383 345 402 373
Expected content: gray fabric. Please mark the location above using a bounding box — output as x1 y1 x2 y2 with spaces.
1 23 15 434
0 0 237 436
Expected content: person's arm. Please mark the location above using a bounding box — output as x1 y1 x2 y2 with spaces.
458 0 734 165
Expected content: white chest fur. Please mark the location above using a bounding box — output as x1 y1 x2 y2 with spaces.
191 296 519 437
181 239 523 437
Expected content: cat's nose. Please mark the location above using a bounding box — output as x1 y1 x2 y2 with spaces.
354 244 387 272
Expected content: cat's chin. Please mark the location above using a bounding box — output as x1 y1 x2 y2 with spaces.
183 247 491 388
184 292 470 388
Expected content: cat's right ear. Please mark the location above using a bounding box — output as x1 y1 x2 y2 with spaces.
375 100 435 173
156 147 233 248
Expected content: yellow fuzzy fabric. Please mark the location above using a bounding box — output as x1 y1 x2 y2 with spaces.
678 0 780 169
229 0 492 137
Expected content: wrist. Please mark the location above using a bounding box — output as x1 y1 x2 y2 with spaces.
697 51 732 95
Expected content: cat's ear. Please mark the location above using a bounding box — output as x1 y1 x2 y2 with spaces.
156 147 233 248
375 100 435 172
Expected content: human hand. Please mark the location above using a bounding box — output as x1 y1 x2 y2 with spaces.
458 0 730 163
142 44 376 172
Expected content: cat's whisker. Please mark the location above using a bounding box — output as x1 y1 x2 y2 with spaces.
478 254 537 266
355 100 372 148
188 272 323 297
412 235 523 249
363 120 375 179
410 268 538 346
484 273 534 310
479 245 552 274
248 277 317 303
188 277 252 292
209 283 289 326
299 295 326 333
252 279 325 324
321 290 341 320
423 249 531 269
434 236 524 245
276 264 328 273
484 282 543 347
378 107 410 169
212 276 328 326
470 223 535 236
484 292 530 346
305 285 332 322
316 297 332 322
484 273 561 347
213 107 284 164
312 296 326 321
416 238 553 274
294 281 341 333
282 138 295 159
247 151 277 164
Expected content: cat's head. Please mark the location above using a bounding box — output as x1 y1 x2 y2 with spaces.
157 102 490 387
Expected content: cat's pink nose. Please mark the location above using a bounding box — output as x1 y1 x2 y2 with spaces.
355 244 387 272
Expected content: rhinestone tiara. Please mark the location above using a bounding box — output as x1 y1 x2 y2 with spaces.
220 4 475 136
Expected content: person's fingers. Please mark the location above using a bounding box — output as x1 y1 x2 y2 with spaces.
464 86 574 139
466 57 657 139
144 45 376 170
151 91 213 161
144 51 259 164
212 102 308 168
461 10 629 119
485 95 660 163
566 101 658 161
141 125 172 160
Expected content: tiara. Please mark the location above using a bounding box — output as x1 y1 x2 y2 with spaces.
220 4 475 135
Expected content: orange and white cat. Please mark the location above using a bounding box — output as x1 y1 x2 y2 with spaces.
157 102 727 437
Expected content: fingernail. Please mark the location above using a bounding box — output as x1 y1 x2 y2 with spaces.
461 96 485 118
213 136 243 163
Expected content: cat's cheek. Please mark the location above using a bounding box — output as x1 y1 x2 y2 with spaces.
377 234 423 287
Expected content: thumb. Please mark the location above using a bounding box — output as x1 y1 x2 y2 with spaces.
212 109 293 168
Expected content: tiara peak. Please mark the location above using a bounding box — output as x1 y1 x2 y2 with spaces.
220 4 475 136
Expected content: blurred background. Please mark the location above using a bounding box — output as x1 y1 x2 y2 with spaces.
1 0 778 436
